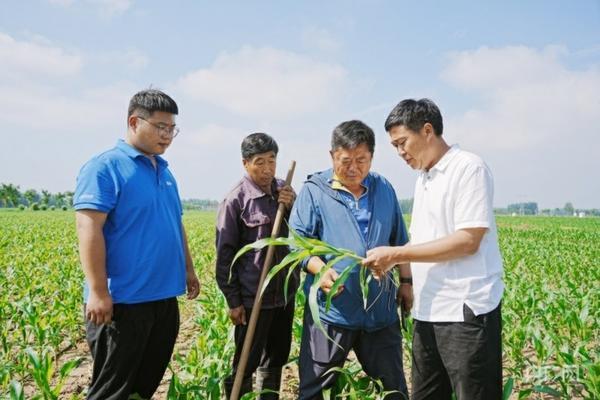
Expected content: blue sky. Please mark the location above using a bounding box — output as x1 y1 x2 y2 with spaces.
1 0 599 208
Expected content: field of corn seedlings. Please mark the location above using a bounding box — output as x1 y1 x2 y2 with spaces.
0 210 598 399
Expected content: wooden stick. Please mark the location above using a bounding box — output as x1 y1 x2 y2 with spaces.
230 160 296 400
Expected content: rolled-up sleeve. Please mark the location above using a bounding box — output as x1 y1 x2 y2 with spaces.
215 197 243 308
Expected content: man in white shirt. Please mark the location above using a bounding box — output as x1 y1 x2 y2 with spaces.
363 98 504 400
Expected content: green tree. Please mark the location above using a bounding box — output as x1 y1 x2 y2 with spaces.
23 189 39 206
507 202 538 215
54 192 66 207
0 183 21 207
40 190 51 206
64 191 75 207
564 202 574 215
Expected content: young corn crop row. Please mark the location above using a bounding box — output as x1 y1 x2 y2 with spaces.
0 211 598 399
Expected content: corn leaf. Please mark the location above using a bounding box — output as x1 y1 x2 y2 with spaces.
325 260 359 312
259 249 308 299
283 255 306 304
228 236 294 282
231 226 369 343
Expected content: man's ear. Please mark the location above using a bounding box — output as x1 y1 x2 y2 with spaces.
128 115 139 132
423 122 435 139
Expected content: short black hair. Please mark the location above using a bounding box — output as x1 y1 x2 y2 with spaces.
331 120 375 154
384 98 443 136
127 89 179 119
241 132 279 160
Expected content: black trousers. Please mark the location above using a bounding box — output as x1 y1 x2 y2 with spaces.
85 297 180 400
411 303 503 400
298 309 408 400
224 301 295 387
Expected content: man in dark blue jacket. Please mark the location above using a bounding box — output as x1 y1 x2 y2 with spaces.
290 120 412 400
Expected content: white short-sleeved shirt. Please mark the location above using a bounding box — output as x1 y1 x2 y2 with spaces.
410 144 504 322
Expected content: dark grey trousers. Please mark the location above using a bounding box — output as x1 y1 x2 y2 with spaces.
85 297 179 400
411 303 503 400
298 309 408 400
224 301 295 395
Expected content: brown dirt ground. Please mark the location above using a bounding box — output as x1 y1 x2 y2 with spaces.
25 310 570 400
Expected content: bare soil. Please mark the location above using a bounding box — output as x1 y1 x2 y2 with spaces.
26 313 568 400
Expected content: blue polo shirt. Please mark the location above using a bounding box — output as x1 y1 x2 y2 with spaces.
330 174 371 241
74 140 186 304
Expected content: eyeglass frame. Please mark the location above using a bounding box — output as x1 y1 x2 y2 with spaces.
136 116 180 138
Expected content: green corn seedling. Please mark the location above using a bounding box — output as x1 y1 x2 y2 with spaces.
230 226 391 343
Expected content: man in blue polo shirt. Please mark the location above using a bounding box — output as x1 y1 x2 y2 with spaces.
74 89 200 400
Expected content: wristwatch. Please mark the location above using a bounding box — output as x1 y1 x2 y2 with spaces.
400 277 413 285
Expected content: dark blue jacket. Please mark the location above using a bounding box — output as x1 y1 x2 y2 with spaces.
289 169 408 331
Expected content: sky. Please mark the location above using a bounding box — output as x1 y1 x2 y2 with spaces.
1 0 599 209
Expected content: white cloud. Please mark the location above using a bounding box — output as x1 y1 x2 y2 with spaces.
0 29 156 134
0 32 82 81
442 45 569 90
302 27 341 52
176 46 348 120
184 123 244 147
441 45 600 150
0 79 136 197
438 45 600 208
0 81 134 130
0 31 138 130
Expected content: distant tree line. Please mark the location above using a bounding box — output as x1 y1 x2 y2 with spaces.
181 199 220 211
495 201 600 217
0 183 223 212
0 183 73 210
2 183 597 217
507 202 539 215
400 197 599 217
183 198 419 213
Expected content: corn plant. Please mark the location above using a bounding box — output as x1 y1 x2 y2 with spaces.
24 348 82 400
323 364 401 400
230 226 385 342
9 380 24 400
2 210 598 398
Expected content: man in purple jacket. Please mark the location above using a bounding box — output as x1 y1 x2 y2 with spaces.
216 132 297 399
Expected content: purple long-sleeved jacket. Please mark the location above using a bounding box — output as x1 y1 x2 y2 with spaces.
215 175 300 309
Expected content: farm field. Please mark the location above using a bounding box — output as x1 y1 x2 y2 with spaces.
0 210 598 399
